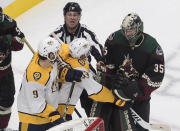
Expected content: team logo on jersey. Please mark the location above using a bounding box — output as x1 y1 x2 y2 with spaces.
118 54 139 80
33 72 41 80
47 41 54 45
78 59 85 66
156 46 163 55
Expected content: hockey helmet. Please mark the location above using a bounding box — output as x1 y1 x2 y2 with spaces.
63 2 82 15
121 13 143 47
69 38 91 59
38 37 60 62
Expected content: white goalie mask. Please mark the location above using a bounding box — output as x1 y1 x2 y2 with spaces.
121 13 143 47
38 37 60 62
69 38 91 59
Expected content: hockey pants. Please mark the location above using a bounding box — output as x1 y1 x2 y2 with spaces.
0 71 15 129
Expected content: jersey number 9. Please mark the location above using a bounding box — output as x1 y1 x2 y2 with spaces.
33 90 38 98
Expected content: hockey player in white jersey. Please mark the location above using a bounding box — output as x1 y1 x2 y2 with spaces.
57 38 129 120
17 37 65 131
49 2 104 116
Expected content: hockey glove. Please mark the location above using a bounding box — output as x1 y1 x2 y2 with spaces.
96 61 106 72
59 67 84 82
49 111 65 126
112 76 142 100
12 27 25 39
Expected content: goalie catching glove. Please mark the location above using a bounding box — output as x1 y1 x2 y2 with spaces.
59 67 89 82
112 75 142 100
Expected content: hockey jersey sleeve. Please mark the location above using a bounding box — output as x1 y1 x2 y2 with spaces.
83 28 103 62
137 45 165 100
11 37 24 51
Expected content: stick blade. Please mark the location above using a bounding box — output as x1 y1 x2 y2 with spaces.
150 124 171 131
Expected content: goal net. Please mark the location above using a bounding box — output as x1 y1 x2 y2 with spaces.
48 117 104 131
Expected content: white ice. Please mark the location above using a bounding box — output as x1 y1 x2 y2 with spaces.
7 0 180 130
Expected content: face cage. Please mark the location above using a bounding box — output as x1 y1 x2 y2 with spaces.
124 26 138 40
79 50 91 59
47 52 58 63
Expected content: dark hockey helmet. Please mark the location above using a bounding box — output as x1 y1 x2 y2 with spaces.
121 13 143 47
63 2 82 15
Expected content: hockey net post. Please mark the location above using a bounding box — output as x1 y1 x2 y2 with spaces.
48 117 105 131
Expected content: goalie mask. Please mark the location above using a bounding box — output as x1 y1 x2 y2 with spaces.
69 38 91 59
121 13 143 47
38 37 60 62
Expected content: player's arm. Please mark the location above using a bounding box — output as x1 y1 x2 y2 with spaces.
3 14 25 39
58 66 85 83
11 36 24 51
138 45 165 99
84 28 103 62
78 72 126 107
49 25 64 41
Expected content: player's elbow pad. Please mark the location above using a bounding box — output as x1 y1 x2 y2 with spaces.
59 67 83 82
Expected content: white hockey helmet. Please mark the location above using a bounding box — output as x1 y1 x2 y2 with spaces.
69 38 91 59
38 37 60 62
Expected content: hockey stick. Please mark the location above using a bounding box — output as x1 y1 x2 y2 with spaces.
63 81 76 120
74 108 82 118
130 108 171 131
50 32 64 44
22 38 35 54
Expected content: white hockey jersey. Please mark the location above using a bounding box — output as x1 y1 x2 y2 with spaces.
17 53 60 124
57 44 116 116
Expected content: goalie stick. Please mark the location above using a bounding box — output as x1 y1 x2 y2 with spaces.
130 108 171 131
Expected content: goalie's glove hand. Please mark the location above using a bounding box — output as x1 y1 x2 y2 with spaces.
112 76 142 100
49 111 65 126
96 61 106 72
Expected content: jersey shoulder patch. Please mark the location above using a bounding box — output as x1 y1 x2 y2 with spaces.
155 46 163 55
33 72 42 80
